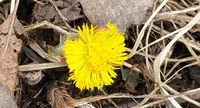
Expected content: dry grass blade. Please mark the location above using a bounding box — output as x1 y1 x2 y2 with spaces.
163 84 200 107
151 5 200 22
133 87 159 107
152 25 200 52
10 0 15 13
161 87 182 108
18 62 66 72
129 0 168 57
164 62 198 84
135 84 200 107
25 21 74 34
153 11 200 107
154 11 200 84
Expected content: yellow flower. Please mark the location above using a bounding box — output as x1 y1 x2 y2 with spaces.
63 22 128 90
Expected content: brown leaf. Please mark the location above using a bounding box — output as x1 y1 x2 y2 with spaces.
0 15 22 92
33 0 83 24
19 70 44 85
47 87 75 108
79 0 153 34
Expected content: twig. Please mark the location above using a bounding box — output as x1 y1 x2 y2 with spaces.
150 5 200 22
48 0 78 33
100 88 119 108
33 0 46 5
25 20 73 34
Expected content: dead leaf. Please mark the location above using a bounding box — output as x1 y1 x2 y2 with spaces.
78 0 153 34
14 18 28 37
33 0 83 24
0 15 23 92
121 66 139 92
47 87 75 108
19 69 44 85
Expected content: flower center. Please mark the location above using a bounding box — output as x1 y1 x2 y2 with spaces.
86 42 109 71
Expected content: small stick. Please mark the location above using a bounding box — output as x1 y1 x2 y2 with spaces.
48 0 78 32
25 20 75 34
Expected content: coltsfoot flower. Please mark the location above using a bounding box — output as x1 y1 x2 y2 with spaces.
63 22 128 90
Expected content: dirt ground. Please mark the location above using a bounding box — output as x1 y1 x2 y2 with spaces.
0 0 200 108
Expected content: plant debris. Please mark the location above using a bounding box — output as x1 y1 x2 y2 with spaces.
0 15 24 92
1 0 200 107
33 0 84 24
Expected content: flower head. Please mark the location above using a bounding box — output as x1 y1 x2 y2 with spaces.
63 22 128 90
